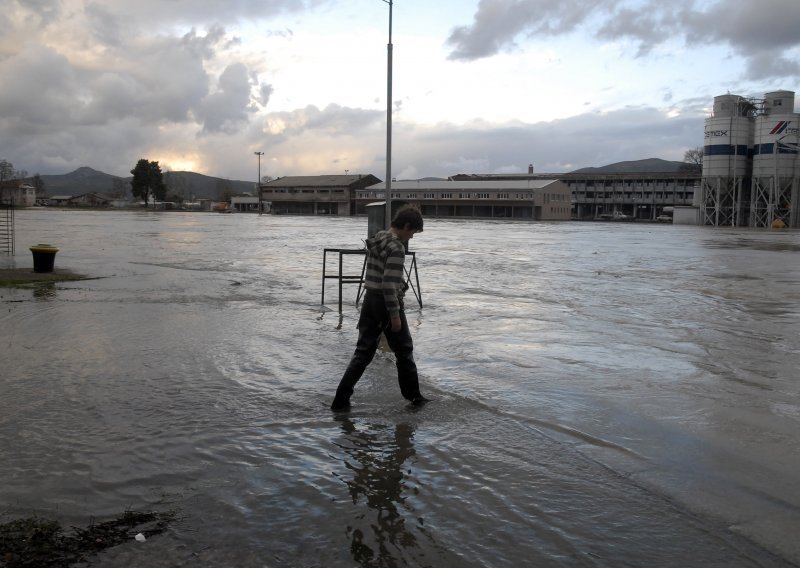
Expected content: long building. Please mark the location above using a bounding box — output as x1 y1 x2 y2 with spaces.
259 171 698 221
452 171 700 220
355 179 572 220
260 174 381 216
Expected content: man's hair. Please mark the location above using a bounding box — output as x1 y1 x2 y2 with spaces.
391 206 423 232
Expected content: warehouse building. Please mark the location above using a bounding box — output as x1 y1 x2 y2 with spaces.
452 171 699 221
260 174 381 216
355 179 571 220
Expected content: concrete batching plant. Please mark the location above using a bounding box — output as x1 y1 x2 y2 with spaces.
701 91 800 228
752 91 799 228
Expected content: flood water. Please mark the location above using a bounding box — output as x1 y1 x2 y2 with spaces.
2 209 799 567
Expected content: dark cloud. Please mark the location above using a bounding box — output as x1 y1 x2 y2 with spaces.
246 105 704 179
681 1 800 80
0 8 266 175
742 53 800 82
17 0 63 25
448 0 800 80
262 104 383 141
683 0 800 52
197 63 256 134
85 2 126 46
305 104 384 134
0 0 736 182
447 0 607 60
595 5 679 56
385 107 703 177
87 0 332 28
121 37 212 124
0 44 79 127
182 25 229 59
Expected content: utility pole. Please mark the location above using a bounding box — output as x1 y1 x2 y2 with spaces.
382 0 393 228
254 151 264 215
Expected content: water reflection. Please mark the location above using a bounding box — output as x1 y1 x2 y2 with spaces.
5 211 799 565
335 417 419 566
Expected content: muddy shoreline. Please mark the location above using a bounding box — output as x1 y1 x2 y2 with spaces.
0 268 89 287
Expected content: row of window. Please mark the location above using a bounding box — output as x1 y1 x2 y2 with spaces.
579 192 692 199
543 193 568 204
267 188 345 194
357 192 569 200
571 182 697 188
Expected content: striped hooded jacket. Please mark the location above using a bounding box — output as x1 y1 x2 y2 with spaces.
364 229 407 318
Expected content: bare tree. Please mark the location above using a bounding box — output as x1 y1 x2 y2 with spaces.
32 174 47 196
679 147 703 173
0 159 14 182
112 177 129 198
216 178 233 202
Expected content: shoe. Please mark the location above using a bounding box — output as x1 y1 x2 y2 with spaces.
410 396 429 406
330 397 351 411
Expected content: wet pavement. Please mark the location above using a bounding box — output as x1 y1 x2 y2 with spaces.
1 209 799 566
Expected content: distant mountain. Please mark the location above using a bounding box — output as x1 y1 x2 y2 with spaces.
570 158 686 174
159 171 257 200
37 159 689 197
38 167 257 199
40 167 123 196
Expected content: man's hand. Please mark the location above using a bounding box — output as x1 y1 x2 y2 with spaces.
390 316 402 332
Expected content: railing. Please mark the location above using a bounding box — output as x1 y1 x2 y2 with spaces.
321 248 421 313
0 198 14 255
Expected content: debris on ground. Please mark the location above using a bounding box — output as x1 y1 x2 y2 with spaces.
0 510 176 567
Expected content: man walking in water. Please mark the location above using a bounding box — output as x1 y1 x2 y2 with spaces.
331 206 427 411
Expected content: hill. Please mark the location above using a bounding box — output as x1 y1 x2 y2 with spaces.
159 171 257 200
570 158 686 174
40 167 124 196
38 167 257 199
36 158 690 198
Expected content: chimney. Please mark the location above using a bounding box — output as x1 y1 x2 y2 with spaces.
528 164 534 174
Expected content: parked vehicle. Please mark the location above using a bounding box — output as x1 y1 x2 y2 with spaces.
597 211 631 221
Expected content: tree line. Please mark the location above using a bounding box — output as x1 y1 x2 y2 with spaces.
130 159 239 207
2 157 237 206
1 158 46 194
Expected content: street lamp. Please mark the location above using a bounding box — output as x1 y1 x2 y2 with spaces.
254 151 264 215
382 0 393 229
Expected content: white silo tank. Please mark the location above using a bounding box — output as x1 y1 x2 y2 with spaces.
702 95 753 179
750 90 799 228
762 90 795 115
752 91 798 178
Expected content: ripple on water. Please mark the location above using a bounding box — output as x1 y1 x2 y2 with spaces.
2 211 798 566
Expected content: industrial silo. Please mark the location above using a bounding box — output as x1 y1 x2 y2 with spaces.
700 94 755 226
751 90 799 228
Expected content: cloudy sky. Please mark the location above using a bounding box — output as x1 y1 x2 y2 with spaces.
1 0 799 182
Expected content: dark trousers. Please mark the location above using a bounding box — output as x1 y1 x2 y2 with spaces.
334 290 421 402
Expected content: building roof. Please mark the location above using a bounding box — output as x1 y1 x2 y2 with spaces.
68 192 113 201
263 174 380 188
0 180 34 190
452 172 700 181
364 179 566 191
